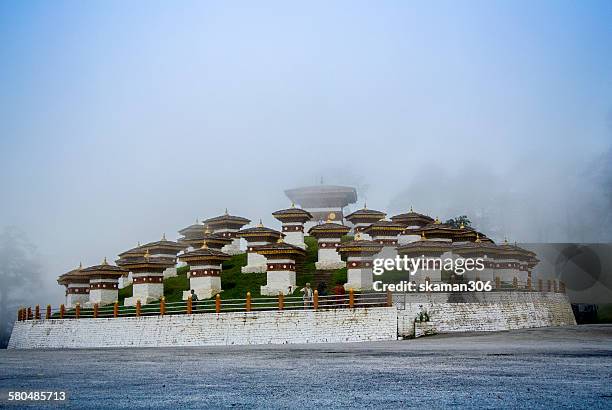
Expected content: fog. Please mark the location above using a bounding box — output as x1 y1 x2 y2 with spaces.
0 0 611 317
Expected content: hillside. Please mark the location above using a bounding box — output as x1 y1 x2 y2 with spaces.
118 236 349 303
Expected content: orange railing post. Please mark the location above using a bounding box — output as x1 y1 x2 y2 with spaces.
313 290 318 310
386 290 392 307
27 307 32 320
160 297 166 316
187 296 192 314
215 294 221 313
113 301 119 318
75 303 80 319
46 305 51 319
538 279 543 292
349 289 355 309
560 281 566 293
35 305 40 320
60 304 65 319
246 292 251 312
495 277 501 289
136 300 141 317
17 308 22 322
278 293 284 311
527 277 532 291
94 303 99 318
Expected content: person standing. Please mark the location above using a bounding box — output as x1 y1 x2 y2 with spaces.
190 289 199 313
332 281 346 307
301 283 313 309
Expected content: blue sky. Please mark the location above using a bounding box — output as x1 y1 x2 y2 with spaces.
0 1 611 302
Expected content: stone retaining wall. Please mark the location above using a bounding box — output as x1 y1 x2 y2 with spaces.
396 291 576 338
8 307 397 349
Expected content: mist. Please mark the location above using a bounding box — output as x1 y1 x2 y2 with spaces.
1 0 611 313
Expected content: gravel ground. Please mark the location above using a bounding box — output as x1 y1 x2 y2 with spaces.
1 325 611 409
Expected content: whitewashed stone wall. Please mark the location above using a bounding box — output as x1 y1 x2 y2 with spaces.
396 291 576 338
8 307 397 349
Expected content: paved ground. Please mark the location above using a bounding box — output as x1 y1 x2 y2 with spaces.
0 325 611 408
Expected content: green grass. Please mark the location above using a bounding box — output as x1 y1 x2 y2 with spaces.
114 235 366 304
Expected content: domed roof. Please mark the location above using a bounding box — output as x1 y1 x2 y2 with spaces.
203 210 250 226
254 240 307 257
337 235 384 254
272 204 313 221
57 263 90 285
345 205 386 221
80 259 127 277
237 221 283 239
308 222 351 236
390 208 434 227
178 244 231 262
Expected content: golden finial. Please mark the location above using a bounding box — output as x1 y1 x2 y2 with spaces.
460 222 465 229
200 240 208 249
291 202 295 208
503 236 508 244
78 261 83 270
102 257 108 265
355 232 363 241
224 208 229 215
363 201 367 209
421 232 426 240
410 205 414 212
257 219 264 228
277 235 284 244
204 225 212 234
162 233 166 241
475 233 481 243
144 249 150 261
434 217 441 224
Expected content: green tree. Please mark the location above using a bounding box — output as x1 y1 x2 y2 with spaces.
445 215 472 228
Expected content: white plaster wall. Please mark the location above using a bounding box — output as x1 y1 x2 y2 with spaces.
8 307 397 349
261 262 296 296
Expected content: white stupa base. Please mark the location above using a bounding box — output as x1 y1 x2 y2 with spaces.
87 288 118 307
66 293 89 309
124 295 160 306
163 267 177 279
182 287 221 301
260 285 295 296
124 282 164 306
221 245 242 255
241 264 267 273
260 270 296 296
344 269 374 291
119 275 132 289
183 276 222 300
315 260 346 270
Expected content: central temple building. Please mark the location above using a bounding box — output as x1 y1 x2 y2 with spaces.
284 183 357 231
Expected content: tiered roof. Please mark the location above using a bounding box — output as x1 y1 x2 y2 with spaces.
57 263 90 285
237 221 283 241
308 222 351 238
254 240 307 259
203 210 250 229
178 244 231 265
80 258 127 278
363 220 405 235
337 235 383 257
390 207 434 228
345 205 386 223
272 204 313 223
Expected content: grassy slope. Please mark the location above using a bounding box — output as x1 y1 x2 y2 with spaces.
118 236 348 304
